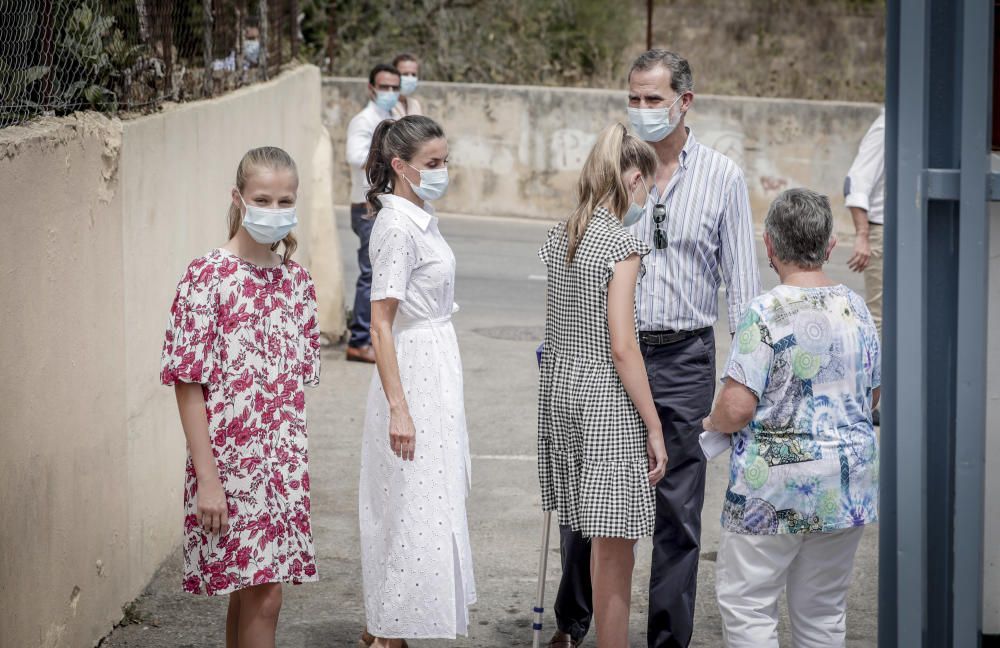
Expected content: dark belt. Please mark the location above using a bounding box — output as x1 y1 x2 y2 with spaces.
639 327 711 346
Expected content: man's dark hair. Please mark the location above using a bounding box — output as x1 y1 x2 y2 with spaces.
369 63 400 86
629 49 694 95
392 53 418 69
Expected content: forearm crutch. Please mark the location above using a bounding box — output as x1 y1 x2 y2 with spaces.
532 510 553 648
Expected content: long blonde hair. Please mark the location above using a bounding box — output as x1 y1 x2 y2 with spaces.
227 146 299 262
566 123 657 263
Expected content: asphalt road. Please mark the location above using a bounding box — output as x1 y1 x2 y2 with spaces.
103 209 876 647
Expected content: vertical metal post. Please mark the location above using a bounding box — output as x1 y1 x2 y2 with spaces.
202 0 213 96
891 0 930 642
951 0 994 644
878 1 899 646
646 0 653 51
290 0 299 59
258 0 269 79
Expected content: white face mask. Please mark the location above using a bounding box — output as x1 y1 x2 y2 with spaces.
374 90 399 113
240 194 297 244
400 74 419 96
627 94 684 142
622 177 649 227
404 162 449 202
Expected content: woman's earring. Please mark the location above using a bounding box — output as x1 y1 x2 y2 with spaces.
768 257 775 270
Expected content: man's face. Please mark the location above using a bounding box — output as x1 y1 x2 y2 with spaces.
628 65 683 109
370 71 401 97
397 60 419 77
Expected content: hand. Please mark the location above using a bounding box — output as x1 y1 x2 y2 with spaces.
847 234 871 272
646 429 668 486
389 406 417 461
197 476 229 535
702 415 714 432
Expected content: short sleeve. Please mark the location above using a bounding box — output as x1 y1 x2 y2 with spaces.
604 232 651 286
538 223 564 266
160 259 220 386
299 270 321 387
723 303 774 399
370 224 416 302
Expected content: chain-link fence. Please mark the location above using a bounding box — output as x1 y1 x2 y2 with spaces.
0 0 300 129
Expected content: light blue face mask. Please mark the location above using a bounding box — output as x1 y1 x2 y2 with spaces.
374 90 399 113
622 177 649 227
405 162 449 201
400 75 419 96
627 94 683 143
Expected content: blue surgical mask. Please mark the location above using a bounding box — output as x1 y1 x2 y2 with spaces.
240 194 297 244
627 94 683 143
623 177 649 227
400 75 419 96
405 162 449 202
374 90 399 113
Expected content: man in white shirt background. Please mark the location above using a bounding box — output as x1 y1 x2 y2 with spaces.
392 53 423 118
344 63 401 363
844 106 885 423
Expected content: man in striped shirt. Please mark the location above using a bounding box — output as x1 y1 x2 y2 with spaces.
548 50 761 648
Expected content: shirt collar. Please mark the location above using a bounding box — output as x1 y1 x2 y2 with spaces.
366 100 391 120
380 194 435 231
678 127 698 169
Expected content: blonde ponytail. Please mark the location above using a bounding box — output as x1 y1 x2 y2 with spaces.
565 123 656 263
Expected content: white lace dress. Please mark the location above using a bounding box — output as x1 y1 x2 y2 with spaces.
359 194 476 638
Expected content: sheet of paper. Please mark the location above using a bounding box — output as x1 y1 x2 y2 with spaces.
699 430 732 460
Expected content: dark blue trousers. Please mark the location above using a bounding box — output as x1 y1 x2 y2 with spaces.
348 203 374 348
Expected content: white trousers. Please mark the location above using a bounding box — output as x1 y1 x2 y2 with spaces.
715 527 865 648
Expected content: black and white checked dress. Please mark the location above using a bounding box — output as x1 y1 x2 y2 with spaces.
537 208 656 539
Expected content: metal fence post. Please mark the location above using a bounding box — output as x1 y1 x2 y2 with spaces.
203 0 213 96
258 0 269 79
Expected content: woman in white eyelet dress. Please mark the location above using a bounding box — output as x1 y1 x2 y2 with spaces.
359 116 476 645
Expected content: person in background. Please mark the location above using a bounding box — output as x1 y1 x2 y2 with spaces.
704 187 880 648
344 63 401 363
548 49 761 648
392 53 423 118
844 106 885 425
242 17 260 68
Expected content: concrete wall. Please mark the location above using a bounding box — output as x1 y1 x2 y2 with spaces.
0 65 343 648
322 78 882 233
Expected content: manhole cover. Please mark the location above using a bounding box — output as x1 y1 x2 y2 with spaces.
473 326 545 341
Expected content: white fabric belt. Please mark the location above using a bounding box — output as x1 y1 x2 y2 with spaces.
394 313 453 332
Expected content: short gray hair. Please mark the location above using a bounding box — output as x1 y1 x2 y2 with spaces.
629 49 694 95
764 188 833 269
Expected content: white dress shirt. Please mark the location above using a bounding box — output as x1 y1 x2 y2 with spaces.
844 108 885 225
345 101 392 204
630 129 761 334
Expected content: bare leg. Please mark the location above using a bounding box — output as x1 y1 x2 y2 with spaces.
591 537 637 647
226 592 241 648
371 639 405 648
236 583 282 648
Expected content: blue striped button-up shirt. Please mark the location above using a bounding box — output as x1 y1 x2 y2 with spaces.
630 130 761 334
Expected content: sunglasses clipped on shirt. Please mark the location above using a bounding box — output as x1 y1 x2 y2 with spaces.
652 203 668 249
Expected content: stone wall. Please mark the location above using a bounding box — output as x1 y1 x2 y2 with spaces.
323 78 882 234
0 65 342 648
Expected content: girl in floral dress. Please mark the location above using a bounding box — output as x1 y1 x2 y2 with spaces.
160 147 321 647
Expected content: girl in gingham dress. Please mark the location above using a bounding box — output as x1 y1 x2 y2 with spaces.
538 123 668 646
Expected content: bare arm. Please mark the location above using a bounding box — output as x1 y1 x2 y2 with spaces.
704 379 758 434
848 206 872 272
607 255 667 484
174 382 228 534
370 298 417 461
872 387 881 411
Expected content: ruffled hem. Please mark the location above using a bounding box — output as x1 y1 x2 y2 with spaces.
182 572 319 597
540 448 656 539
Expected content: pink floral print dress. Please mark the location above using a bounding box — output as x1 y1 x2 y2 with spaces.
160 248 321 596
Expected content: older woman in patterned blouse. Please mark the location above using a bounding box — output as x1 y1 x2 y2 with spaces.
703 188 881 648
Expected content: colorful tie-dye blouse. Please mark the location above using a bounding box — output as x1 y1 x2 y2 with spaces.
721 284 881 535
